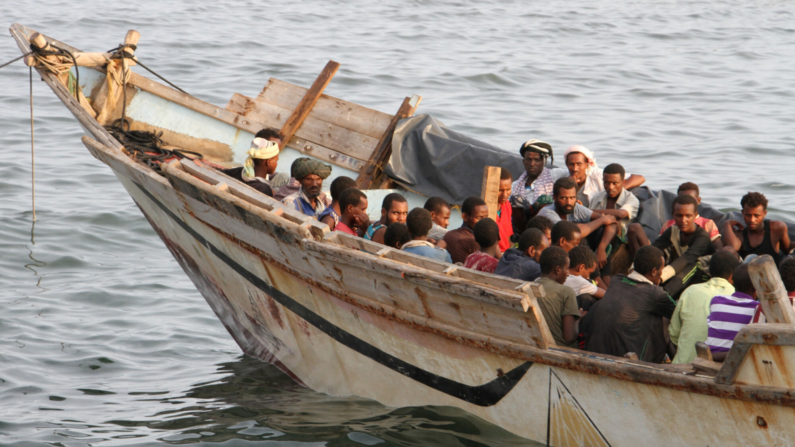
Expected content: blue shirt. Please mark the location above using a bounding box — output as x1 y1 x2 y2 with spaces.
402 241 453 263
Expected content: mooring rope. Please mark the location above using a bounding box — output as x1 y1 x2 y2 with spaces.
29 66 36 222
104 119 203 172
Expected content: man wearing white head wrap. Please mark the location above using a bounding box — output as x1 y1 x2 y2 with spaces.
219 128 283 197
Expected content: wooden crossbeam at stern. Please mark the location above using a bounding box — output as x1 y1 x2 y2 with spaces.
481 166 501 221
356 94 422 190
279 60 340 148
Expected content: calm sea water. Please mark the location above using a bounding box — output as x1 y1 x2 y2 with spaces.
1 0 794 445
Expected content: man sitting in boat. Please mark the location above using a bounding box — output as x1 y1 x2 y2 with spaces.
553 145 645 208
525 215 553 242
493 228 549 281
365 193 409 244
582 245 676 362
464 218 503 273
334 188 369 236
443 197 489 264
383 223 410 250
220 131 280 197
402 208 453 263
564 246 606 313
281 158 333 218
705 263 759 362
424 197 451 246
319 176 356 231
496 169 514 251
721 192 791 264
509 139 556 232
536 246 580 348
551 221 607 290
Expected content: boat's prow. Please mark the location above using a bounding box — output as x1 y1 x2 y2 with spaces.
15 24 795 446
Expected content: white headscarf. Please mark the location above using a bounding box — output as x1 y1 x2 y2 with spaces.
242 138 279 180
564 145 598 173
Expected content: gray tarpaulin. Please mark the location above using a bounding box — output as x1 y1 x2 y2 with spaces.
385 114 795 242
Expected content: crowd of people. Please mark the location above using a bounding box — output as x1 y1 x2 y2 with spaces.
222 129 793 364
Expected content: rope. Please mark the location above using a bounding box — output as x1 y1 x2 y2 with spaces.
0 51 32 70
29 67 36 222
106 44 187 94
104 119 203 173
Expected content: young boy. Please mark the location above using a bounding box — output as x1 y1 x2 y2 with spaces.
383 223 410 250
319 176 356 231
663 182 722 251
493 228 550 281
536 246 580 348
565 246 606 312
497 169 514 252
464 218 502 273
424 197 452 246
402 208 453 263
366 193 409 244
525 215 554 242
334 188 368 236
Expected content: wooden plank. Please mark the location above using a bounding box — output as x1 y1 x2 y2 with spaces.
226 93 378 161
696 341 713 361
257 78 393 139
693 358 722 376
748 255 795 324
356 94 422 189
384 250 450 273
93 30 140 124
452 267 527 291
481 166 501 221
279 60 340 149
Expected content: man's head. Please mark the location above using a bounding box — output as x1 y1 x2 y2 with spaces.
406 208 433 240
461 197 489 229
255 128 282 149
568 245 598 279
520 139 553 177
526 215 554 241
381 193 409 225
290 158 332 200
603 163 626 199
540 246 570 284
672 194 699 233
634 245 666 285
780 258 795 293
339 188 368 221
474 218 500 251
565 149 590 184
424 197 451 229
551 221 582 252
519 228 550 262
709 250 742 282
733 264 756 297
245 137 280 178
741 192 769 232
498 169 513 205
384 223 410 249
677 182 701 204
329 176 356 203
552 177 578 216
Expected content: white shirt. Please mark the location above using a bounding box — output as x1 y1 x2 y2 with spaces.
564 274 598 296
551 167 633 208
589 188 640 236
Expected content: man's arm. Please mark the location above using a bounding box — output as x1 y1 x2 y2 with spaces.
591 208 629 220
578 214 616 238
372 227 387 244
711 236 724 251
667 232 712 275
624 174 645 189
563 315 577 344
596 223 618 268
772 220 791 253
720 220 744 251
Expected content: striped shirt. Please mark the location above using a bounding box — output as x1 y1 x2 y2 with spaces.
705 292 759 353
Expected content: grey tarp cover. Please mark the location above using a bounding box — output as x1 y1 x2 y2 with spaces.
386 114 795 242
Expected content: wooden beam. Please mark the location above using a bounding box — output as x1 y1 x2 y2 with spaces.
481 166 501 221
355 94 421 189
93 30 140 124
748 254 795 324
279 60 340 148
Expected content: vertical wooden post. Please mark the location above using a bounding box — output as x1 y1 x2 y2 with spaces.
481 166 501 221
748 255 795 324
93 30 140 124
279 60 340 148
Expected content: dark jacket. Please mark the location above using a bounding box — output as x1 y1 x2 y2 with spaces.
219 167 273 197
493 248 541 282
583 274 676 363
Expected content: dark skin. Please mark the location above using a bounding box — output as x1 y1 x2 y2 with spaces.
722 204 790 255
340 197 369 232
565 153 646 191
542 258 577 344
627 201 702 258
553 186 617 269
428 206 451 248
526 236 550 262
463 204 490 230
554 231 608 290
371 201 409 245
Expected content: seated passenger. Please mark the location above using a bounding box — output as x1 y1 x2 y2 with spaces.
319 176 356 231
668 251 739 364
281 158 332 218
496 169 514 251
443 197 489 264
535 246 580 348
494 228 549 281
526 215 554 241
365 193 409 245
588 163 639 239
662 182 722 251
550 221 582 252
401 208 453 263
537 178 618 239
424 197 452 246
722 192 790 264
509 139 556 217
220 135 279 197
464 218 502 273
582 246 676 363
334 188 368 236
565 246 606 312
551 145 645 207
706 264 759 362
383 223 410 250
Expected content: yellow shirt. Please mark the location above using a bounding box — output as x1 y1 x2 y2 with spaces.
669 277 734 364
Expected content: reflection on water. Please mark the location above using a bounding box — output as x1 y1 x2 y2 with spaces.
107 355 535 446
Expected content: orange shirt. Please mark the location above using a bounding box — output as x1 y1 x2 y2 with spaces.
497 201 514 252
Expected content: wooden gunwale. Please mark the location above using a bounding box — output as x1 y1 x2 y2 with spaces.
14 24 795 411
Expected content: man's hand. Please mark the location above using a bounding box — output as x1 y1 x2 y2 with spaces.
726 220 743 231
600 214 617 226
597 247 608 268
354 213 370 229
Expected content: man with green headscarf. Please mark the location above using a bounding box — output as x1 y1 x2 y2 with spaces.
282 157 333 218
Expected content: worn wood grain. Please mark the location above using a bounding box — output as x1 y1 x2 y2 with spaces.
481 166 501 221
279 60 340 148
749 255 795 324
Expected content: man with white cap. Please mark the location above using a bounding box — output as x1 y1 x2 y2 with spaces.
551 145 645 208
220 128 282 197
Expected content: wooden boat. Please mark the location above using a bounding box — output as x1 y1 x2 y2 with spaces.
12 24 795 446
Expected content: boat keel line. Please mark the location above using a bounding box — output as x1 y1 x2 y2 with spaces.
134 181 533 407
